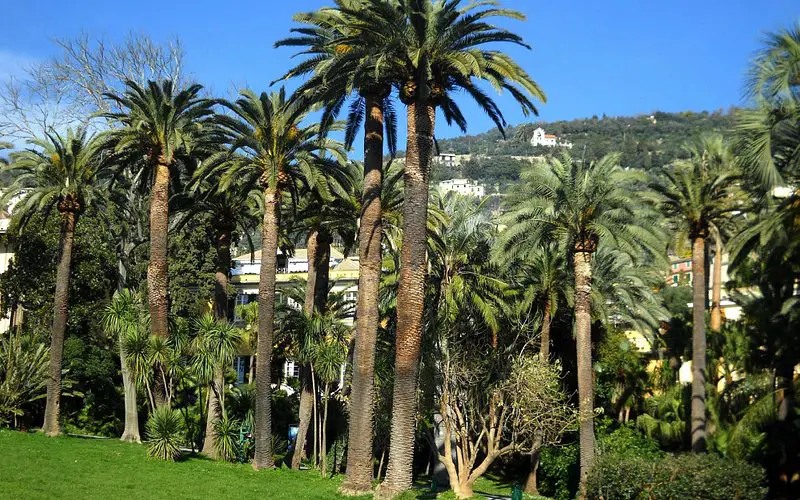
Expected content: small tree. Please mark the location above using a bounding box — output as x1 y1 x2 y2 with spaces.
432 350 575 499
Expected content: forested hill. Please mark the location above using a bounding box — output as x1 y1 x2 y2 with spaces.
432 109 737 184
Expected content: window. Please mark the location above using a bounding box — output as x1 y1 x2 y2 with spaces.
234 357 248 384
673 275 679 285
672 263 678 270
284 360 300 379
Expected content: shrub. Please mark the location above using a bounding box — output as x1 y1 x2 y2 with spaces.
213 416 240 463
586 452 767 500
146 406 184 461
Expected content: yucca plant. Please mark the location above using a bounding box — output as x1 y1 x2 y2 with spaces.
213 415 241 463
146 405 184 461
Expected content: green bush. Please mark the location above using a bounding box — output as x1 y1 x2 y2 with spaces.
146 407 184 461
586 452 767 500
213 416 240 462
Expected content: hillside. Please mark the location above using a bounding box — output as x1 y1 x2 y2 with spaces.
432 109 737 185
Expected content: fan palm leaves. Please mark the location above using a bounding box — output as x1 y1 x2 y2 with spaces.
3 127 112 436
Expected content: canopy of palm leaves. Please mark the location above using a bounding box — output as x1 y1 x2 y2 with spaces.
2 128 111 228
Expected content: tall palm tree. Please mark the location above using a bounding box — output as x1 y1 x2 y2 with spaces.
288 165 358 470
499 152 663 488
356 2 547 493
2 128 111 436
100 80 220 405
275 3 400 488
650 135 740 452
498 242 566 495
196 88 346 470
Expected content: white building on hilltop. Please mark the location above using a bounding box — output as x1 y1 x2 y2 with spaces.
530 127 573 149
438 178 485 198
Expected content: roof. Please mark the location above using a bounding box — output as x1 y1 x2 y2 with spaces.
544 134 557 139
333 257 359 272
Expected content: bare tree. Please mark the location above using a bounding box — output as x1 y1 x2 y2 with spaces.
0 32 186 139
429 350 576 499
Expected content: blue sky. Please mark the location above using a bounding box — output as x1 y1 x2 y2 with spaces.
4 1 799 155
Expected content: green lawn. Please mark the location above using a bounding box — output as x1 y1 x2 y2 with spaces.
0 430 526 499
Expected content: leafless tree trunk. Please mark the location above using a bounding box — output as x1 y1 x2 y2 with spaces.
691 234 707 452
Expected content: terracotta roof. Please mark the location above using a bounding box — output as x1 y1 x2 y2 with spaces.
544 134 557 139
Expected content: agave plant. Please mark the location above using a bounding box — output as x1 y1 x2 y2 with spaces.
146 405 184 461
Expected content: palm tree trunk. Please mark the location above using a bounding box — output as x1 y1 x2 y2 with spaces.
148 161 170 406
525 299 552 492
214 225 232 321
253 187 279 470
120 341 140 442
248 356 255 384
381 100 435 496
293 229 330 470
342 96 385 495
202 368 224 458
710 236 722 332
690 234 707 452
203 224 233 457
42 210 77 436
321 382 330 477
541 300 552 359
573 250 596 491
117 258 140 443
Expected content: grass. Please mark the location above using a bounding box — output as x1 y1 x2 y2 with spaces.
0 430 535 499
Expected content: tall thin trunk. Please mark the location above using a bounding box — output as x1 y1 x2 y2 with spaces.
525 299 552 493
148 161 170 406
574 250 596 491
312 366 319 467
293 229 330 469
248 356 254 384
321 382 330 477
202 368 224 458
120 342 140 443
541 300 552 360
203 224 233 458
710 237 722 332
42 210 77 436
253 187 279 470
342 96 385 495
117 256 140 443
381 100 435 496
691 235 707 452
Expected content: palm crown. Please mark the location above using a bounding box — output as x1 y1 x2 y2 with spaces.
650 135 741 241
275 0 400 152
100 80 221 186
199 88 347 202
3 128 110 227
499 151 664 261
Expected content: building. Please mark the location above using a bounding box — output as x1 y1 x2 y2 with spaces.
437 178 485 197
0 213 14 332
667 257 693 286
666 253 741 321
435 153 458 169
229 246 359 388
530 127 573 149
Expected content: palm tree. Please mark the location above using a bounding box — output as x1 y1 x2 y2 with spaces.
100 80 219 405
102 289 143 443
190 314 242 459
650 135 740 452
346 2 547 492
275 4 400 487
196 88 346 470
288 166 358 470
498 242 566 495
499 152 663 488
736 21 800 190
235 301 259 384
2 128 111 435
